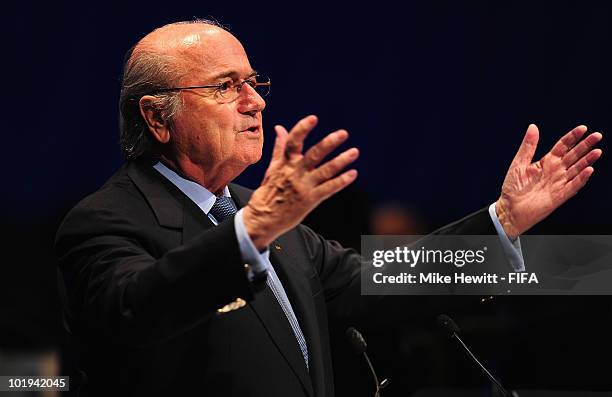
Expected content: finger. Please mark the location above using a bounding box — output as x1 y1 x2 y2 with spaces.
309 148 359 184
563 166 594 199
303 130 349 169
550 125 588 157
312 169 358 202
511 124 540 167
271 125 289 160
562 132 603 168
566 148 602 181
264 125 290 174
285 115 318 157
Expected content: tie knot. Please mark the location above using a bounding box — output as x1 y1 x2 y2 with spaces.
209 196 237 222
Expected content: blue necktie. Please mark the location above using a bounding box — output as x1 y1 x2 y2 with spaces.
209 196 310 370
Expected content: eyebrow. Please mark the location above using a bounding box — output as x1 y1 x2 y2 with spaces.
210 69 258 81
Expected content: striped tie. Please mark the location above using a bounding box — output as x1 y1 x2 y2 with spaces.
209 196 310 369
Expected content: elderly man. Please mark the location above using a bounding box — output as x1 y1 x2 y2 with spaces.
55 19 602 396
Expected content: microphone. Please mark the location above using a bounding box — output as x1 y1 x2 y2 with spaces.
436 314 515 397
346 327 390 397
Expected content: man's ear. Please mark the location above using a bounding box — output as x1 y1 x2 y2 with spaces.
139 95 170 143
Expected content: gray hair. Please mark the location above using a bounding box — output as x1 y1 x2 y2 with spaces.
118 18 225 160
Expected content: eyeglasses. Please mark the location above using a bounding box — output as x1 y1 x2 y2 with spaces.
149 74 271 103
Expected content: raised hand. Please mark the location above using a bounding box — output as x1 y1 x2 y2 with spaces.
243 115 359 250
496 124 603 239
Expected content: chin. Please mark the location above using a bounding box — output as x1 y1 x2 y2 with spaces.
246 142 264 164
248 150 264 165
235 149 263 168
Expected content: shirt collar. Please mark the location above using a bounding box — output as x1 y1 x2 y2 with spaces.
153 161 230 215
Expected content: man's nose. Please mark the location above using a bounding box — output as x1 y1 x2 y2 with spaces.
237 84 266 114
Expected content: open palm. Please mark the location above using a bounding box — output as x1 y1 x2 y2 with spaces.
496 124 602 239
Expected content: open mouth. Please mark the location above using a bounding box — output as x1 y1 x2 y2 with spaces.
244 126 259 133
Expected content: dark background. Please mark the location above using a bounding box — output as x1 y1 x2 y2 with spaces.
3 1 611 395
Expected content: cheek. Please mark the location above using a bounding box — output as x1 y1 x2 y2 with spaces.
192 112 229 157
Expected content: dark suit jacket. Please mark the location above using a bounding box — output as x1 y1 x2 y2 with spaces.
54 160 497 397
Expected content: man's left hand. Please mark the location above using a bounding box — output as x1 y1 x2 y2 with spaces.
496 124 603 239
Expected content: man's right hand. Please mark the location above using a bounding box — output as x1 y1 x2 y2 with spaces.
243 115 359 251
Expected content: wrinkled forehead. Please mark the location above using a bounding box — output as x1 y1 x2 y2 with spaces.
137 24 252 79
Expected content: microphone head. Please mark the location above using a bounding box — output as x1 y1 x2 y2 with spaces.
345 326 367 354
436 314 461 338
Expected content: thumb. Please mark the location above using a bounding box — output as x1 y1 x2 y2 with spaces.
512 124 540 167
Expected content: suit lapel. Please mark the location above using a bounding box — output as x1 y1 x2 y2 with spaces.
230 185 316 397
269 238 325 397
180 193 215 244
127 161 184 228
127 161 214 243
247 281 314 397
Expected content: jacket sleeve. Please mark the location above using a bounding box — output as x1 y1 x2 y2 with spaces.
297 206 499 326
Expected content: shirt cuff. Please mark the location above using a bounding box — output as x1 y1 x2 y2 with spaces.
234 208 270 281
488 202 525 272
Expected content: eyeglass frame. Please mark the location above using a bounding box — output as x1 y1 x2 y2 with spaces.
145 73 271 100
